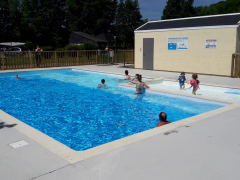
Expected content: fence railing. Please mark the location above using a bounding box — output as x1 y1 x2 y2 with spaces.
0 50 134 70
231 53 240 78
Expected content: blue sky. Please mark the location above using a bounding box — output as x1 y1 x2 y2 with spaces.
139 0 224 20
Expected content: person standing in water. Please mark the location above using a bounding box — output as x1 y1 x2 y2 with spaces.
98 79 106 88
177 72 188 89
189 73 200 95
130 74 150 94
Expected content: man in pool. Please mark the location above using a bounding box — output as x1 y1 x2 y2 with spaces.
98 79 106 88
156 112 171 127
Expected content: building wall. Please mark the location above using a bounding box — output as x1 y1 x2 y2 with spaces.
135 27 237 76
236 26 240 53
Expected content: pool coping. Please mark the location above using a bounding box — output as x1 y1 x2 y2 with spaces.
1 67 240 164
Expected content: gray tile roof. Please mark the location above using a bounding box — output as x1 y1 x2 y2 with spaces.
73 32 107 42
136 13 240 31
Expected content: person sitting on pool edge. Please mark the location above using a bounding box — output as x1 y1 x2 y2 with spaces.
130 74 150 94
156 112 171 127
98 79 106 88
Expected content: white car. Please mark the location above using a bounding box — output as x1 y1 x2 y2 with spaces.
5 47 22 56
8 47 22 52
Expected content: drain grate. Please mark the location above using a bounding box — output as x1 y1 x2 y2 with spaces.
9 140 29 149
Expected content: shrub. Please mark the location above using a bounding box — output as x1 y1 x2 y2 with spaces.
79 44 85 50
24 41 34 50
65 44 81 50
41 46 53 51
83 42 97 50
56 48 65 51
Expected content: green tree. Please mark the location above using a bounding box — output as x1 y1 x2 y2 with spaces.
161 0 195 20
115 0 143 49
67 0 117 35
9 0 29 42
195 0 240 16
66 0 84 32
0 0 11 42
21 0 69 48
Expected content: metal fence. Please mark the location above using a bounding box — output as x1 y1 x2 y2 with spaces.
0 50 134 70
231 53 240 77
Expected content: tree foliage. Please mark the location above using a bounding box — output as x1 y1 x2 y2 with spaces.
0 0 143 49
195 0 240 16
162 0 240 20
21 0 68 48
114 0 143 49
0 0 11 42
161 0 195 20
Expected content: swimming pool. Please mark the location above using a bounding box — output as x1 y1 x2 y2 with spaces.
0 69 228 151
149 80 240 102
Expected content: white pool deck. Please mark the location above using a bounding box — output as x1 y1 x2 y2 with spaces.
1 64 240 180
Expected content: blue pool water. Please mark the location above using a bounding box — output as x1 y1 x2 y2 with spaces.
0 69 227 151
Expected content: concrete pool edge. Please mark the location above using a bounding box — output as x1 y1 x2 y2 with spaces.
1 67 240 164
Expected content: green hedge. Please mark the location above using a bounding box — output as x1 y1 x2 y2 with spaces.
65 44 81 50
56 48 65 51
83 42 97 50
41 46 53 51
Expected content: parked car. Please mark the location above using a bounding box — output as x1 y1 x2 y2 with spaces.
5 47 22 56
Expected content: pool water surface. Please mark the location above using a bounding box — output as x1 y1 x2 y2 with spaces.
0 69 228 150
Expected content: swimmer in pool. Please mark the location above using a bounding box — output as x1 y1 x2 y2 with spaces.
156 112 171 127
15 75 24 79
125 70 131 80
118 70 131 81
134 74 139 81
98 79 106 88
130 74 150 94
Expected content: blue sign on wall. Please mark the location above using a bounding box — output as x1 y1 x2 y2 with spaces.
168 37 189 51
168 43 177 50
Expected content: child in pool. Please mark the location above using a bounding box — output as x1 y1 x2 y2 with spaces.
189 74 200 95
125 70 131 80
118 70 131 81
177 72 188 89
98 79 106 88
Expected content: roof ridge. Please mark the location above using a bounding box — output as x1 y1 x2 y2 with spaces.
135 13 240 31
73 32 107 42
148 13 240 24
